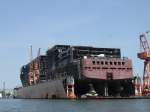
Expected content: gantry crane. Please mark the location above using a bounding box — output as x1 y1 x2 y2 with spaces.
137 32 150 95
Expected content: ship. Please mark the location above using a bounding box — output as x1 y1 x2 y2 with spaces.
14 45 135 99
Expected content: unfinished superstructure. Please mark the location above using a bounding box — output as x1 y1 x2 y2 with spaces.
17 45 135 99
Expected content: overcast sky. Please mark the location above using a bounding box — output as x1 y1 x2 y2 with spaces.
0 0 149 89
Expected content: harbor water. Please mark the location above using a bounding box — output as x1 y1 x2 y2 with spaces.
0 99 150 112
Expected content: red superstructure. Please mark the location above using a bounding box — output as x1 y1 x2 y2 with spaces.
81 57 133 80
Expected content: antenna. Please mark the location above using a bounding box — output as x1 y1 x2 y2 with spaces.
3 82 5 98
37 48 41 58
37 48 41 70
30 45 33 62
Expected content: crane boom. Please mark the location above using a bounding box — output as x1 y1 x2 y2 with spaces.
140 33 150 52
138 32 150 96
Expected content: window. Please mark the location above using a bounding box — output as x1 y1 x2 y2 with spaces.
114 62 117 65
118 62 121 65
105 61 108 65
97 61 100 64
110 67 116 69
85 67 88 69
102 67 108 69
110 62 113 65
122 62 125 65
101 61 104 65
92 61 95 65
93 67 96 69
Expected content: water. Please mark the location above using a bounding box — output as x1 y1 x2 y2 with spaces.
0 99 150 112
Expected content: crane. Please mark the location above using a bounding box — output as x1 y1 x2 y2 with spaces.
137 32 150 95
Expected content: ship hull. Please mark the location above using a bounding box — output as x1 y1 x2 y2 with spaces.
14 79 66 99
14 78 135 99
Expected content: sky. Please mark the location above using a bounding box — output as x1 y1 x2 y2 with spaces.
0 0 150 89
